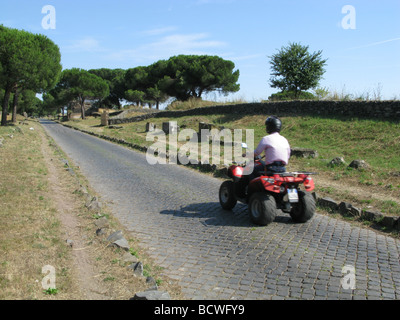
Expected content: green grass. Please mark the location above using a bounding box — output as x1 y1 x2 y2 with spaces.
63 113 400 174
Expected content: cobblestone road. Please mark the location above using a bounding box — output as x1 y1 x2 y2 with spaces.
41 120 400 300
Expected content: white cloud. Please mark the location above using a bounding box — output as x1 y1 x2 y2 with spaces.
63 37 105 53
140 26 178 36
345 37 400 51
108 32 227 63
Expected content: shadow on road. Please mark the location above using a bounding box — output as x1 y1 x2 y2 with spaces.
160 202 294 228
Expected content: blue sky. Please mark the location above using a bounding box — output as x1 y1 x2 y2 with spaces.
1 0 399 103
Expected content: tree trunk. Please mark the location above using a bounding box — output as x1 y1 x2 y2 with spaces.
80 102 86 120
80 96 86 120
12 89 20 123
1 88 12 126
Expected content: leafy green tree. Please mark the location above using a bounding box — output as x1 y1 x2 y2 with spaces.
124 67 149 107
269 42 327 99
145 61 170 109
121 55 239 107
124 89 145 107
162 55 240 101
44 83 77 118
56 68 109 119
0 25 61 125
146 85 169 110
88 68 125 109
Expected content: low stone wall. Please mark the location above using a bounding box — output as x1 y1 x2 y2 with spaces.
108 100 400 125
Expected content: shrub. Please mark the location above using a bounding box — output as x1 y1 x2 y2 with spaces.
268 91 316 101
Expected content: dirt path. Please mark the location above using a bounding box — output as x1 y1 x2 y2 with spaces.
315 175 399 205
39 127 111 300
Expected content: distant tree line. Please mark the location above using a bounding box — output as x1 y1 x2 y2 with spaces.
46 55 240 119
0 25 240 123
1 25 328 124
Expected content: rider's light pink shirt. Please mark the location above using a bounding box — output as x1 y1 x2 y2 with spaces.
254 132 291 165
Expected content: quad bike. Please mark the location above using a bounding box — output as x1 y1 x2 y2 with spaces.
219 155 317 226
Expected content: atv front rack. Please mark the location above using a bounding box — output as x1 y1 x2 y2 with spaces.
264 171 319 177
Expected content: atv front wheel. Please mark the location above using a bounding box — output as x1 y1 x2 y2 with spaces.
219 181 237 210
249 192 277 226
290 191 315 223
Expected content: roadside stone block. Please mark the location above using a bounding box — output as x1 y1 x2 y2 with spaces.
317 197 339 212
361 210 383 222
380 216 399 229
131 290 171 300
328 157 346 167
107 230 124 243
146 123 156 132
338 202 352 215
162 122 179 135
291 148 319 158
337 202 361 217
349 159 370 170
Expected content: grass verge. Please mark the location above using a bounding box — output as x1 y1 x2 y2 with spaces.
0 121 75 299
0 118 182 300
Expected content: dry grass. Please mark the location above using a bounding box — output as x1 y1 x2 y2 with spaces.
166 97 248 111
0 120 75 299
0 118 183 300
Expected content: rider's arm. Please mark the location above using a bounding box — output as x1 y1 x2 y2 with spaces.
254 137 269 158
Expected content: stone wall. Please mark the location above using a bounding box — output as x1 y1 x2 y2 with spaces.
108 100 400 125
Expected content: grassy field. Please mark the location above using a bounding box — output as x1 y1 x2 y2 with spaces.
62 109 400 218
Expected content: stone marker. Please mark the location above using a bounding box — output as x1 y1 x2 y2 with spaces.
146 123 156 132
101 111 109 126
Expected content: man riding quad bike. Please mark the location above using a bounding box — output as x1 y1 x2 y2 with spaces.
219 116 317 226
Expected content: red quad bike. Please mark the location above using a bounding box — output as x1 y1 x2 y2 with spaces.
219 157 317 226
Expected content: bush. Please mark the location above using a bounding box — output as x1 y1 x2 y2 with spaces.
268 91 316 101
166 98 218 111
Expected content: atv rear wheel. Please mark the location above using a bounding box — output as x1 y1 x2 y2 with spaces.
249 192 277 226
219 181 237 210
290 191 315 223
